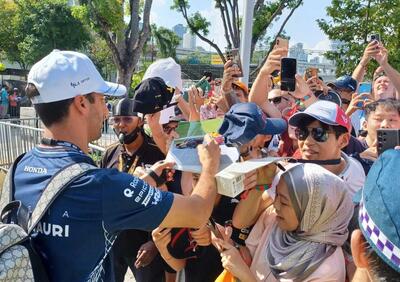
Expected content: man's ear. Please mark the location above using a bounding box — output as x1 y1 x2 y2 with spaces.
339 132 350 149
72 95 89 115
351 229 370 269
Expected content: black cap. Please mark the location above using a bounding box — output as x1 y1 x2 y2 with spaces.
112 98 139 116
132 77 175 114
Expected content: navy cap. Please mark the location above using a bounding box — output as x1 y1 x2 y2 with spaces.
218 102 287 146
354 149 400 273
316 89 342 107
328 75 357 92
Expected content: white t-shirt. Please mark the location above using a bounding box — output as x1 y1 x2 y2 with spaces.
267 153 365 199
338 152 365 197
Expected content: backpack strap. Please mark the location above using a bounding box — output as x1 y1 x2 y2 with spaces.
27 162 96 234
0 153 26 211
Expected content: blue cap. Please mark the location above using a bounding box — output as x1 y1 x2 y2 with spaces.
327 75 357 92
218 102 287 146
354 149 400 273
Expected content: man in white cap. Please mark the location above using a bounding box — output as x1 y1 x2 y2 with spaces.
6 50 220 282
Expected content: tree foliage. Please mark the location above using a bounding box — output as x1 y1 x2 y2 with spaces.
78 0 153 91
0 0 90 70
171 0 303 67
151 24 181 59
318 0 400 78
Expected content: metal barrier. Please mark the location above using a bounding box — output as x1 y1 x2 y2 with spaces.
0 118 115 171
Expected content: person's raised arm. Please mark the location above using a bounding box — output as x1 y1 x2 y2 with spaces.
352 41 380 83
159 134 221 229
249 48 288 118
374 45 400 99
146 112 168 155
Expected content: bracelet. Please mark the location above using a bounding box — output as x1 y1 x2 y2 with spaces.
255 184 271 191
231 226 252 246
148 169 167 187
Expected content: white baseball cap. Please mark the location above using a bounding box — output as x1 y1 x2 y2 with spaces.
28 50 126 104
143 57 183 91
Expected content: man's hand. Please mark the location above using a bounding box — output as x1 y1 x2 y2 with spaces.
221 60 240 93
190 225 211 246
152 227 172 251
360 140 378 161
360 40 381 66
134 241 159 268
260 47 287 76
257 163 277 185
345 93 371 116
197 134 221 175
243 170 257 191
374 44 389 67
293 74 312 99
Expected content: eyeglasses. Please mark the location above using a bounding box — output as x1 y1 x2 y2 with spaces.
295 127 334 143
268 96 289 104
341 98 351 105
109 116 135 125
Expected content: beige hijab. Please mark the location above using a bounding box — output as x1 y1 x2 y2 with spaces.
267 163 353 281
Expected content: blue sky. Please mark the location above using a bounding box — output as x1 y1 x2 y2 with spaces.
150 0 333 51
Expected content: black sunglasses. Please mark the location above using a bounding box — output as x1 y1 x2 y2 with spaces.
295 127 333 143
341 98 351 105
268 96 288 104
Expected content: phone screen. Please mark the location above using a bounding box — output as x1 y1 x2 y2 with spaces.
280 58 297 92
195 77 211 97
358 82 372 94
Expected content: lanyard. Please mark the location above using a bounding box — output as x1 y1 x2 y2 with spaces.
40 137 85 155
118 153 140 174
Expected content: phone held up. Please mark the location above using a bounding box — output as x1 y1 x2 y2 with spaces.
377 129 400 155
226 48 243 77
368 33 380 43
195 77 211 98
304 67 319 81
275 37 289 50
357 82 372 107
280 58 297 92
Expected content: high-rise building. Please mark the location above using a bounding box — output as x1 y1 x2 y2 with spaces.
183 31 196 50
173 24 187 39
289 43 308 62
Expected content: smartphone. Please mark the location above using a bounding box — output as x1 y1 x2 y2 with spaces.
304 67 319 80
207 219 224 240
368 33 380 42
377 129 400 155
275 37 289 50
226 48 243 77
357 82 372 107
195 77 211 97
280 58 297 92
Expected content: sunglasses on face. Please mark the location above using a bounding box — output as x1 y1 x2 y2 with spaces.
268 96 288 104
295 127 333 142
341 98 351 105
163 125 178 134
109 116 135 125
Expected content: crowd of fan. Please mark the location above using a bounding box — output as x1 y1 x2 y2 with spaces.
3 38 400 282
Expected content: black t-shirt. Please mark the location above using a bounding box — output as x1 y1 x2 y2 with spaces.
100 133 165 171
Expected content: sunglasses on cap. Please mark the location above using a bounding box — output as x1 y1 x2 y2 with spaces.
268 96 289 104
109 116 136 125
295 127 334 143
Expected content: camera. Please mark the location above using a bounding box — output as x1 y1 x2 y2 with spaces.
368 33 380 42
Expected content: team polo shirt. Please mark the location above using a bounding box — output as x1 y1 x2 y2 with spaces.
13 145 174 282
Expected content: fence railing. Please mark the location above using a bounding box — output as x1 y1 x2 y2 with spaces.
0 118 117 171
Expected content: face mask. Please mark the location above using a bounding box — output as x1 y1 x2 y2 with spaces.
116 125 142 145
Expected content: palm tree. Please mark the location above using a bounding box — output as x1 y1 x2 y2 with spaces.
151 24 181 59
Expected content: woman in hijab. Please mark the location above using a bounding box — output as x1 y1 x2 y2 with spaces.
213 163 353 282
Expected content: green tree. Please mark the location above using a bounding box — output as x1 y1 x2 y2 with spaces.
151 24 181 59
78 0 153 91
318 0 400 78
171 0 303 65
0 0 90 70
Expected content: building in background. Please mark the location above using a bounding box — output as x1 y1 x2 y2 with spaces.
289 43 308 62
182 31 196 50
